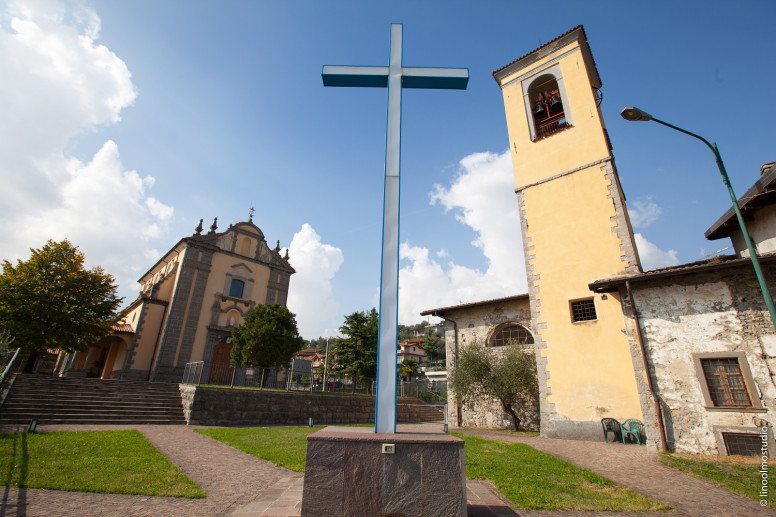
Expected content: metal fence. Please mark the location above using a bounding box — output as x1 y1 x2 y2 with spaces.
181 361 447 400
182 361 378 394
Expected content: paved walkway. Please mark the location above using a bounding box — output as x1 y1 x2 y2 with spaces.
0 424 772 516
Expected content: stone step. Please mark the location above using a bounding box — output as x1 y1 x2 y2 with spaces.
0 374 186 426
0 404 183 414
5 392 182 402
0 416 186 425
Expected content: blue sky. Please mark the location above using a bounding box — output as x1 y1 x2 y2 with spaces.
2 0 775 340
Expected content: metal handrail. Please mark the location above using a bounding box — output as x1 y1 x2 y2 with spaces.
0 348 22 389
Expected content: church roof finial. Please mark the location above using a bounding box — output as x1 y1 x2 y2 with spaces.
249 205 255 222
274 240 280 252
284 248 289 261
195 219 203 235
209 217 218 234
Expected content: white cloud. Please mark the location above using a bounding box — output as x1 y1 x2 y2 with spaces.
0 1 172 301
286 224 344 340
397 150 527 324
628 197 662 228
634 233 679 270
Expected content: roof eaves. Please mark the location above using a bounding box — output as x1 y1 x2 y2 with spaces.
420 293 529 317
705 162 776 240
492 25 601 89
589 253 776 292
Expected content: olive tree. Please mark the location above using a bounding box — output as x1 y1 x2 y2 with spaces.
448 340 538 431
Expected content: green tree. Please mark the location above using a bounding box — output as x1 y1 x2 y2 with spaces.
331 309 378 390
398 358 418 381
0 239 122 357
448 340 538 431
422 331 445 362
230 304 304 368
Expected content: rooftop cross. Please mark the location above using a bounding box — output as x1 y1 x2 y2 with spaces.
323 24 468 434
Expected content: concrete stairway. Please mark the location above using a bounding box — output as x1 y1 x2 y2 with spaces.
0 374 186 425
397 400 446 423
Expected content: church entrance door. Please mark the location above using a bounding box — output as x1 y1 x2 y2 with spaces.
208 339 234 385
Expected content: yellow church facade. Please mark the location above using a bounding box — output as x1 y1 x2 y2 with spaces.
56 218 294 383
493 26 645 440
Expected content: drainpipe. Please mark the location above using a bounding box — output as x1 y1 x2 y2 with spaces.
626 280 668 451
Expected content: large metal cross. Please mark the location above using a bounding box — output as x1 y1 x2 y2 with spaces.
323 24 468 434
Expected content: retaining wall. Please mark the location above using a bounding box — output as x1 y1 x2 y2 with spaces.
179 385 421 426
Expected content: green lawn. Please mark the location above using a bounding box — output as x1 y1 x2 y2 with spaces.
196 426 324 472
659 451 774 502
454 433 670 511
0 430 204 498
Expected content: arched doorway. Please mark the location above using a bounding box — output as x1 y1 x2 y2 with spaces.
208 338 234 385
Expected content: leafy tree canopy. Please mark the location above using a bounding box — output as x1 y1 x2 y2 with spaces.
422 332 445 362
397 320 430 340
330 308 378 382
230 304 304 368
303 336 330 350
0 239 122 355
448 340 538 431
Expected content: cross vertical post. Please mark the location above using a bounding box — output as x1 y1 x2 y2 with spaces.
323 24 467 434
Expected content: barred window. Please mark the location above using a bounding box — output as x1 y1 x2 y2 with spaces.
570 299 597 322
490 324 534 347
701 358 751 407
723 433 761 456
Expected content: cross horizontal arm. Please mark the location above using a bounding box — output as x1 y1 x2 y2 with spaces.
322 65 389 88
402 67 469 89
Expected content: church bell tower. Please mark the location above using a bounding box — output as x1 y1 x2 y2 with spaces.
493 26 645 440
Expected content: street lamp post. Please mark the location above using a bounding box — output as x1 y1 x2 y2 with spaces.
621 107 776 331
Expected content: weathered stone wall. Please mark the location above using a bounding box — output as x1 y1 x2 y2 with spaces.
630 263 776 454
179 385 422 427
442 298 539 431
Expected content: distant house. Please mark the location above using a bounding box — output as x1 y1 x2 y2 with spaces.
397 339 428 363
294 348 326 372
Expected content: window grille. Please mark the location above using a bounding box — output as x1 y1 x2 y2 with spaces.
722 432 761 456
701 358 751 407
571 299 597 322
490 324 534 347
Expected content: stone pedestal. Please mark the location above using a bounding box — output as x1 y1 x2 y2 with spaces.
301 426 466 517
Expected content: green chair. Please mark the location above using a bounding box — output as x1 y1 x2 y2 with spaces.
600 418 621 443
620 418 643 444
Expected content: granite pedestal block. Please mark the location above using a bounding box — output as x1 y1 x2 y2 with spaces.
301 426 466 517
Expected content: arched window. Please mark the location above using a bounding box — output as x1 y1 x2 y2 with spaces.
528 74 568 139
229 279 245 298
489 323 534 347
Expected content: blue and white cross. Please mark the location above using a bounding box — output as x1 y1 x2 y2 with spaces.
323 24 468 434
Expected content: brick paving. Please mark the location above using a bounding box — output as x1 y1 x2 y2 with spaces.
0 423 773 516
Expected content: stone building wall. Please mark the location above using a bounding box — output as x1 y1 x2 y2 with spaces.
441 297 539 431
628 264 776 454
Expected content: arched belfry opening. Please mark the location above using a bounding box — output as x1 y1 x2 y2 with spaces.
528 74 568 139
